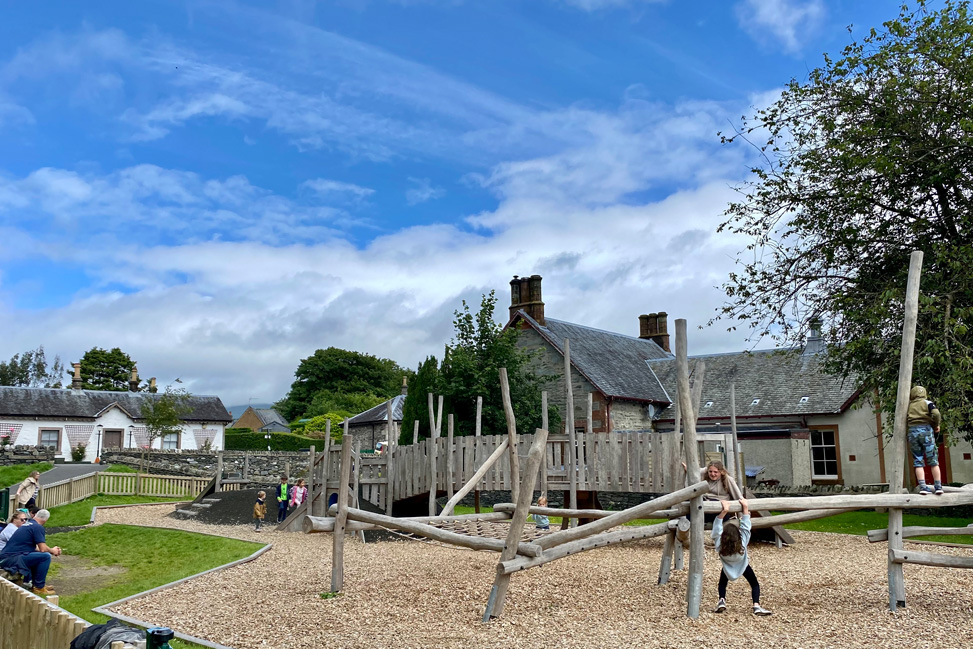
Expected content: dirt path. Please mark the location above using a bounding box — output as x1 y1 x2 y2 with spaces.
50 554 127 597
91 505 973 649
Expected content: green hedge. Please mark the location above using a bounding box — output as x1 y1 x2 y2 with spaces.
224 429 322 451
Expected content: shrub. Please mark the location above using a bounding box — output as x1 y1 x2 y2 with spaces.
224 429 321 451
71 443 87 462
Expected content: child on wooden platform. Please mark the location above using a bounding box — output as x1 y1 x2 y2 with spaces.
531 496 550 531
712 499 771 616
289 478 308 514
253 491 267 532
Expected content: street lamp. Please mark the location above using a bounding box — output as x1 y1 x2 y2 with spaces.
95 425 103 464
127 425 136 449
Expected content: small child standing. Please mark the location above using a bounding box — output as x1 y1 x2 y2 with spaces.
712 499 771 616
253 491 267 532
276 475 289 524
289 479 308 513
532 495 550 531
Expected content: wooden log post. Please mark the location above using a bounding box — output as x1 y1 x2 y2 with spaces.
428 393 439 516
215 451 223 493
386 399 396 515
244 451 250 481
413 420 419 445
447 414 455 501
319 424 332 517
585 392 593 488
475 395 483 512
307 445 316 518
563 338 578 518
675 318 704 619
541 391 549 499
499 368 521 505
330 429 354 593
888 250 924 611
658 528 676 584
352 438 365 542
483 426 550 621
730 383 743 487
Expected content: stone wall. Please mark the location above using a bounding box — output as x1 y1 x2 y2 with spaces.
101 449 310 482
0 445 56 467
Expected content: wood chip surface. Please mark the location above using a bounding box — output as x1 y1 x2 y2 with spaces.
93 506 973 649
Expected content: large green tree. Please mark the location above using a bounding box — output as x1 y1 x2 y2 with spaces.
78 347 138 391
400 355 440 444
0 346 64 388
715 1 973 440
437 292 558 438
275 347 412 421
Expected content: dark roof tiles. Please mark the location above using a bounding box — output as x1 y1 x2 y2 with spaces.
0 386 232 422
348 394 406 425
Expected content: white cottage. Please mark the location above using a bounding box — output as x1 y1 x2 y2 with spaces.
0 386 232 462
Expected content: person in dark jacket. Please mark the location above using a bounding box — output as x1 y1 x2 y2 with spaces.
907 385 943 495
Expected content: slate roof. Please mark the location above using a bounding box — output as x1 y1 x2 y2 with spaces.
254 408 287 428
0 386 232 422
512 311 673 403
647 349 861 420
348 394 406 425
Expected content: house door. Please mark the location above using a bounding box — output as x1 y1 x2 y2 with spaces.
104 429 123 449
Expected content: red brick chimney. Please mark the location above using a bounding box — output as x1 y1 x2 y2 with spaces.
509 274 545 325
639 312 670 352
71 362 83 390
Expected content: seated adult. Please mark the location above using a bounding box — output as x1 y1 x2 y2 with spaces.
0 508 61 595
0 511 29 554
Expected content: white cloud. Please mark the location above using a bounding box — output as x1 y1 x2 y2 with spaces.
303 179 375 199
735 0 825 54
405 177 445 205
557 0 662 10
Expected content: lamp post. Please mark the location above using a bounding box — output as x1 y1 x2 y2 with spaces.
95 425 103 464
128 425 136 449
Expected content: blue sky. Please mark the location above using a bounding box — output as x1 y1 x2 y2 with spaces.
0 0 907 406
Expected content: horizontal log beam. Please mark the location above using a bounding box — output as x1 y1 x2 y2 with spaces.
868 524 973 543
328 508 541 557
492 503 687 520
889 548 973 569
749 508 851 528
500 522 670 574
702 491 973 512
536 482 709 550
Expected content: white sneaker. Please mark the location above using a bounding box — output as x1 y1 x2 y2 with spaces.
714 598 726 613
753 604 772 616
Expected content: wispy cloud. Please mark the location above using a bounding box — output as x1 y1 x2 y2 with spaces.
302 179 375 199
557 0 662 10
735 0 825 54
405 177 445 205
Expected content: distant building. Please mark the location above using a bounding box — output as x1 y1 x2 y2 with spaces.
231 407 290 433
348 394 406 451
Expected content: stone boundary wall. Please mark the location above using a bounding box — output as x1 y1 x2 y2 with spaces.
0 445 56 467
101 449 310 482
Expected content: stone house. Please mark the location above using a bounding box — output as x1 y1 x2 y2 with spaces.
0 367 232 462
231 407 289 433
347 393 406 451
504 274 973 487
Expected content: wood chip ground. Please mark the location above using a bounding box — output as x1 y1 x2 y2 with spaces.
93 506 973 649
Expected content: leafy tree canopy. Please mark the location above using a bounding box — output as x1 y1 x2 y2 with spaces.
0 346 64 388
79 347 139 392
303 389 386 420
400 355 440 444
715 1 973 440
142 382 191 446
276 347 412 421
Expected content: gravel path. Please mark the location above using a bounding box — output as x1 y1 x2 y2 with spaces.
93 506 973 649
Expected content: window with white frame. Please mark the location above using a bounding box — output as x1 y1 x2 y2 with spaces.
810 427 839 479
39 429 60 451
162 432 180 450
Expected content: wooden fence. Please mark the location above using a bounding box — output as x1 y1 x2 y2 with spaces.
5 471 210 515
0 579 89 649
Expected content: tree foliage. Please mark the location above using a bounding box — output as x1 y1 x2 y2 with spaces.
79 347 138 392
0 346 65 388
275 347 412 421
142 383 191 446
715 1 973 440
400 355 441 444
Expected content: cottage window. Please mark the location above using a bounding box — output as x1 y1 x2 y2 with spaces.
704 401 714 408
750 398 760 406
39 429 60 451
162 432 180 450
800 396 810 403
810 428 839 479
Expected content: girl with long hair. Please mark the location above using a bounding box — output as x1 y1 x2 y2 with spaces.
712 499 771 615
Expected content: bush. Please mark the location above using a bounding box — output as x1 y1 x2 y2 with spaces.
71 443 86 462
224 429 322 451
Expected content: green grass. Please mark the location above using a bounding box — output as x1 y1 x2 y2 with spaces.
48 494 190 527
102 464 138 473
0 462 54 488
48 524 261 649
781 510 973 544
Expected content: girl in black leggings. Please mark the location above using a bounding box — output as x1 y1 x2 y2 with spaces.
712 499 772 616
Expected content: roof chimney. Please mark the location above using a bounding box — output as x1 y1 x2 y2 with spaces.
149 377 158 393
401 375 408 396
71 362 83 390
639 312 670 353
804 318 826 356
129 366 139 392
509 274 545 325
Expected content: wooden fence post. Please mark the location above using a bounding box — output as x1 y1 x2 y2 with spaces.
541 391 549 499
386 399 396 515
428 393 439 516
888 249 924 611
308 444 316 516
475 395 483 512
563 339 577 518
215 451 223 493
331 425 353 593
730 383 742 487
447 414 455 501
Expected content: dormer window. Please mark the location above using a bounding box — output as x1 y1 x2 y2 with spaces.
800 396 810 403
704 401 714 408
751 398 760 406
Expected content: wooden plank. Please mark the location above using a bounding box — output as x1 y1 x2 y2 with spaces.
890 547 973 569
447 413 455 501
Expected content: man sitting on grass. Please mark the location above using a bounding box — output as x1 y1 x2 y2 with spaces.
0 508 61 595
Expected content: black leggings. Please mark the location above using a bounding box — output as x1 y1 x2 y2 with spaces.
718 565 760 603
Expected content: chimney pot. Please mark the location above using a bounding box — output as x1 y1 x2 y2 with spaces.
72 362 83 390
509 274 545 325
149 377 158 393
638 311 671 352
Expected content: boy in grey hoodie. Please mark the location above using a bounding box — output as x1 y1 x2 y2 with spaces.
907 385 943 495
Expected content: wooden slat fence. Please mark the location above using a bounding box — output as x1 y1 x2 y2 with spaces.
0 579 89 649
3 472 211 513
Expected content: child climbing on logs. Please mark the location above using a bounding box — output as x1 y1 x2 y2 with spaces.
531 496 550 531
908 385 944 495
712 499 771 616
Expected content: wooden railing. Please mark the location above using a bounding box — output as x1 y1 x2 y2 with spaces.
5 472 212 512
0 579 89 649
